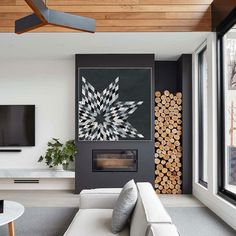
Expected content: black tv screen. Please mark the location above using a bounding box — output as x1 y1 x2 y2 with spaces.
0 105 35 146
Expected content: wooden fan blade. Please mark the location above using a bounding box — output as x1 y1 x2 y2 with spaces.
15 14 46 34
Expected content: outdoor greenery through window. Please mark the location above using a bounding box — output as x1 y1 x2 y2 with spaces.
198 46 208 187
222 24 236 196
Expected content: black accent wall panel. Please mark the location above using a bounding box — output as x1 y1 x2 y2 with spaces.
75 54 155 193
155 61 178 93
177 54 193 194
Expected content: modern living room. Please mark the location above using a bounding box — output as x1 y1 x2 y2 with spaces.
0 0 236 236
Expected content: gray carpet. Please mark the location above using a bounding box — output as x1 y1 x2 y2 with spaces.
166 207 236 236
0 207 235 236
0 207 78 236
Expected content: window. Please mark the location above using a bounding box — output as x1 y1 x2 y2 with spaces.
218 21 236 203
198 46 208 187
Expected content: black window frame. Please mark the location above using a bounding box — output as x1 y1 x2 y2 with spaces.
198 46 208 188
217 8 236 205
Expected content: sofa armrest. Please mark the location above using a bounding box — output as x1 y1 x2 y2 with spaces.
147 224 180 236
79 188 122 209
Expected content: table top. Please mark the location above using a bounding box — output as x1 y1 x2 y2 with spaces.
0 201 24 226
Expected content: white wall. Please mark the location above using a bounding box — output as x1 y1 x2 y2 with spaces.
0 58 75 169
192 33 236 230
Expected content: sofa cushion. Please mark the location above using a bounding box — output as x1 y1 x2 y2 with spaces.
63 209 129 236
112 180 138 233
79 188 122 209
81 188 122 194
130 183 172 236
147 224 179 236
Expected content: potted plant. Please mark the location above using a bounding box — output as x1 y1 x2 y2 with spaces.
38 138 77 170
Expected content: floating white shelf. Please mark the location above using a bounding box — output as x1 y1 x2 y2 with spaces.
0 169 75 179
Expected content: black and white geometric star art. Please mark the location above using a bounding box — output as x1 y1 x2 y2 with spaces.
78 77 144 141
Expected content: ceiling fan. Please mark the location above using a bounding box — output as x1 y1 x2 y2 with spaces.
15 0 96 34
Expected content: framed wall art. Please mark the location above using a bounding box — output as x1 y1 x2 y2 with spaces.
77 68 152 141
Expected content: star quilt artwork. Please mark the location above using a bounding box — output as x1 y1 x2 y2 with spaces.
77 68 152 141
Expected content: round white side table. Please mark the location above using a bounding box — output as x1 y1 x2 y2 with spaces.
0 201 24 236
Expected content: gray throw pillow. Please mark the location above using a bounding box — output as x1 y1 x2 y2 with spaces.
111 179 138 233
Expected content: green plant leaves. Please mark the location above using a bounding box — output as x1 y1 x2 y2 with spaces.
38 138 77 168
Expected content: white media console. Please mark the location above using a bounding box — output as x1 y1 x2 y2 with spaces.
0 169 75 190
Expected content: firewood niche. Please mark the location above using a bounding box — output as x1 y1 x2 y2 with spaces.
154 90 182 194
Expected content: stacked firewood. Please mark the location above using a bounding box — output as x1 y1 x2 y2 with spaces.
154 90 182 194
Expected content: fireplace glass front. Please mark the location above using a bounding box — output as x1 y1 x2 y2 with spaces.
92 150 138 172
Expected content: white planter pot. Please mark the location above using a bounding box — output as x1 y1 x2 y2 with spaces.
53 165 64 171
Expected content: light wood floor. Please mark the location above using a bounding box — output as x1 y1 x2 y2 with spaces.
0 190 204 208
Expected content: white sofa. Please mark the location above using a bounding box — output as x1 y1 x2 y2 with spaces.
64 182 179 236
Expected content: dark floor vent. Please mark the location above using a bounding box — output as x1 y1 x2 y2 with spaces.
14 179 39 184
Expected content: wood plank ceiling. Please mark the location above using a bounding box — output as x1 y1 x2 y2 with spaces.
0 0 213 32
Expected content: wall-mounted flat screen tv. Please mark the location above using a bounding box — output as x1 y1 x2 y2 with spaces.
0 105 35 146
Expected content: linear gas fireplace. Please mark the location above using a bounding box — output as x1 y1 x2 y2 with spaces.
92 150 138 172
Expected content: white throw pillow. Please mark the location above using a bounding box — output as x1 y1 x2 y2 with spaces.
111 179 138 233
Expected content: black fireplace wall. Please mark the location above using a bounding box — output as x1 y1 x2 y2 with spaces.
75 55 192 194
75 54 155 193
155 61 178 93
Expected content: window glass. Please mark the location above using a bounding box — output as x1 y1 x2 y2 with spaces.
198 47 208 186
223 24 236 195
